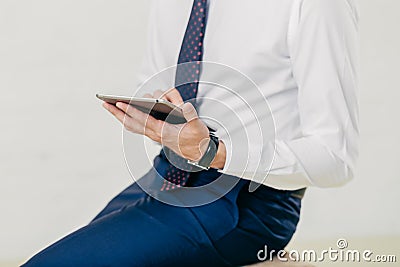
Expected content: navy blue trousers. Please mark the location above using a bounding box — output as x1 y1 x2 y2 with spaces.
22 154 301 267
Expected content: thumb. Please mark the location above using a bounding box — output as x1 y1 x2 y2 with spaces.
182 102 198 122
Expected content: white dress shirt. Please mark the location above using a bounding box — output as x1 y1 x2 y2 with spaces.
135 0 360 190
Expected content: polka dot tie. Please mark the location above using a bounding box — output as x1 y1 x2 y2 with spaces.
161 0 208 191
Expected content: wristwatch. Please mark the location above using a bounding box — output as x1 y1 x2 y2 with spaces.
187 132 219 170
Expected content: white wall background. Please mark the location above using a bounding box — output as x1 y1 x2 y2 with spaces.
1 0 399 263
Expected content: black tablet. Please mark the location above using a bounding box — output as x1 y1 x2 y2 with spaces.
96 94 186 124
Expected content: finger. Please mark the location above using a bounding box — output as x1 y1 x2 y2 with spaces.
116 102 148 122
113 102 150 135
102 102 126 124
182 102 198 122
115 102 135 116
142 93 153 98
153 90 166 99
116 102 163 138
164 88 184 106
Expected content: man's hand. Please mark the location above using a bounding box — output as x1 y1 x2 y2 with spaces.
102 88 226 168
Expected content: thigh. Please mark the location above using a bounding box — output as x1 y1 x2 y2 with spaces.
90 182 147 223
212 187 302 266
22 197 231 267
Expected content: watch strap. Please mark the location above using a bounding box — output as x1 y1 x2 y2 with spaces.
187 132 219 170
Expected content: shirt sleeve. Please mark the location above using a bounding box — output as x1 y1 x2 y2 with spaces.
219 0 360 188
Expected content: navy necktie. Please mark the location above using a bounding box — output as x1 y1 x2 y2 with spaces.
161 0 208 191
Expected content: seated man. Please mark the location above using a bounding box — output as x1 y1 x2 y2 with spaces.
22 0 359 266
